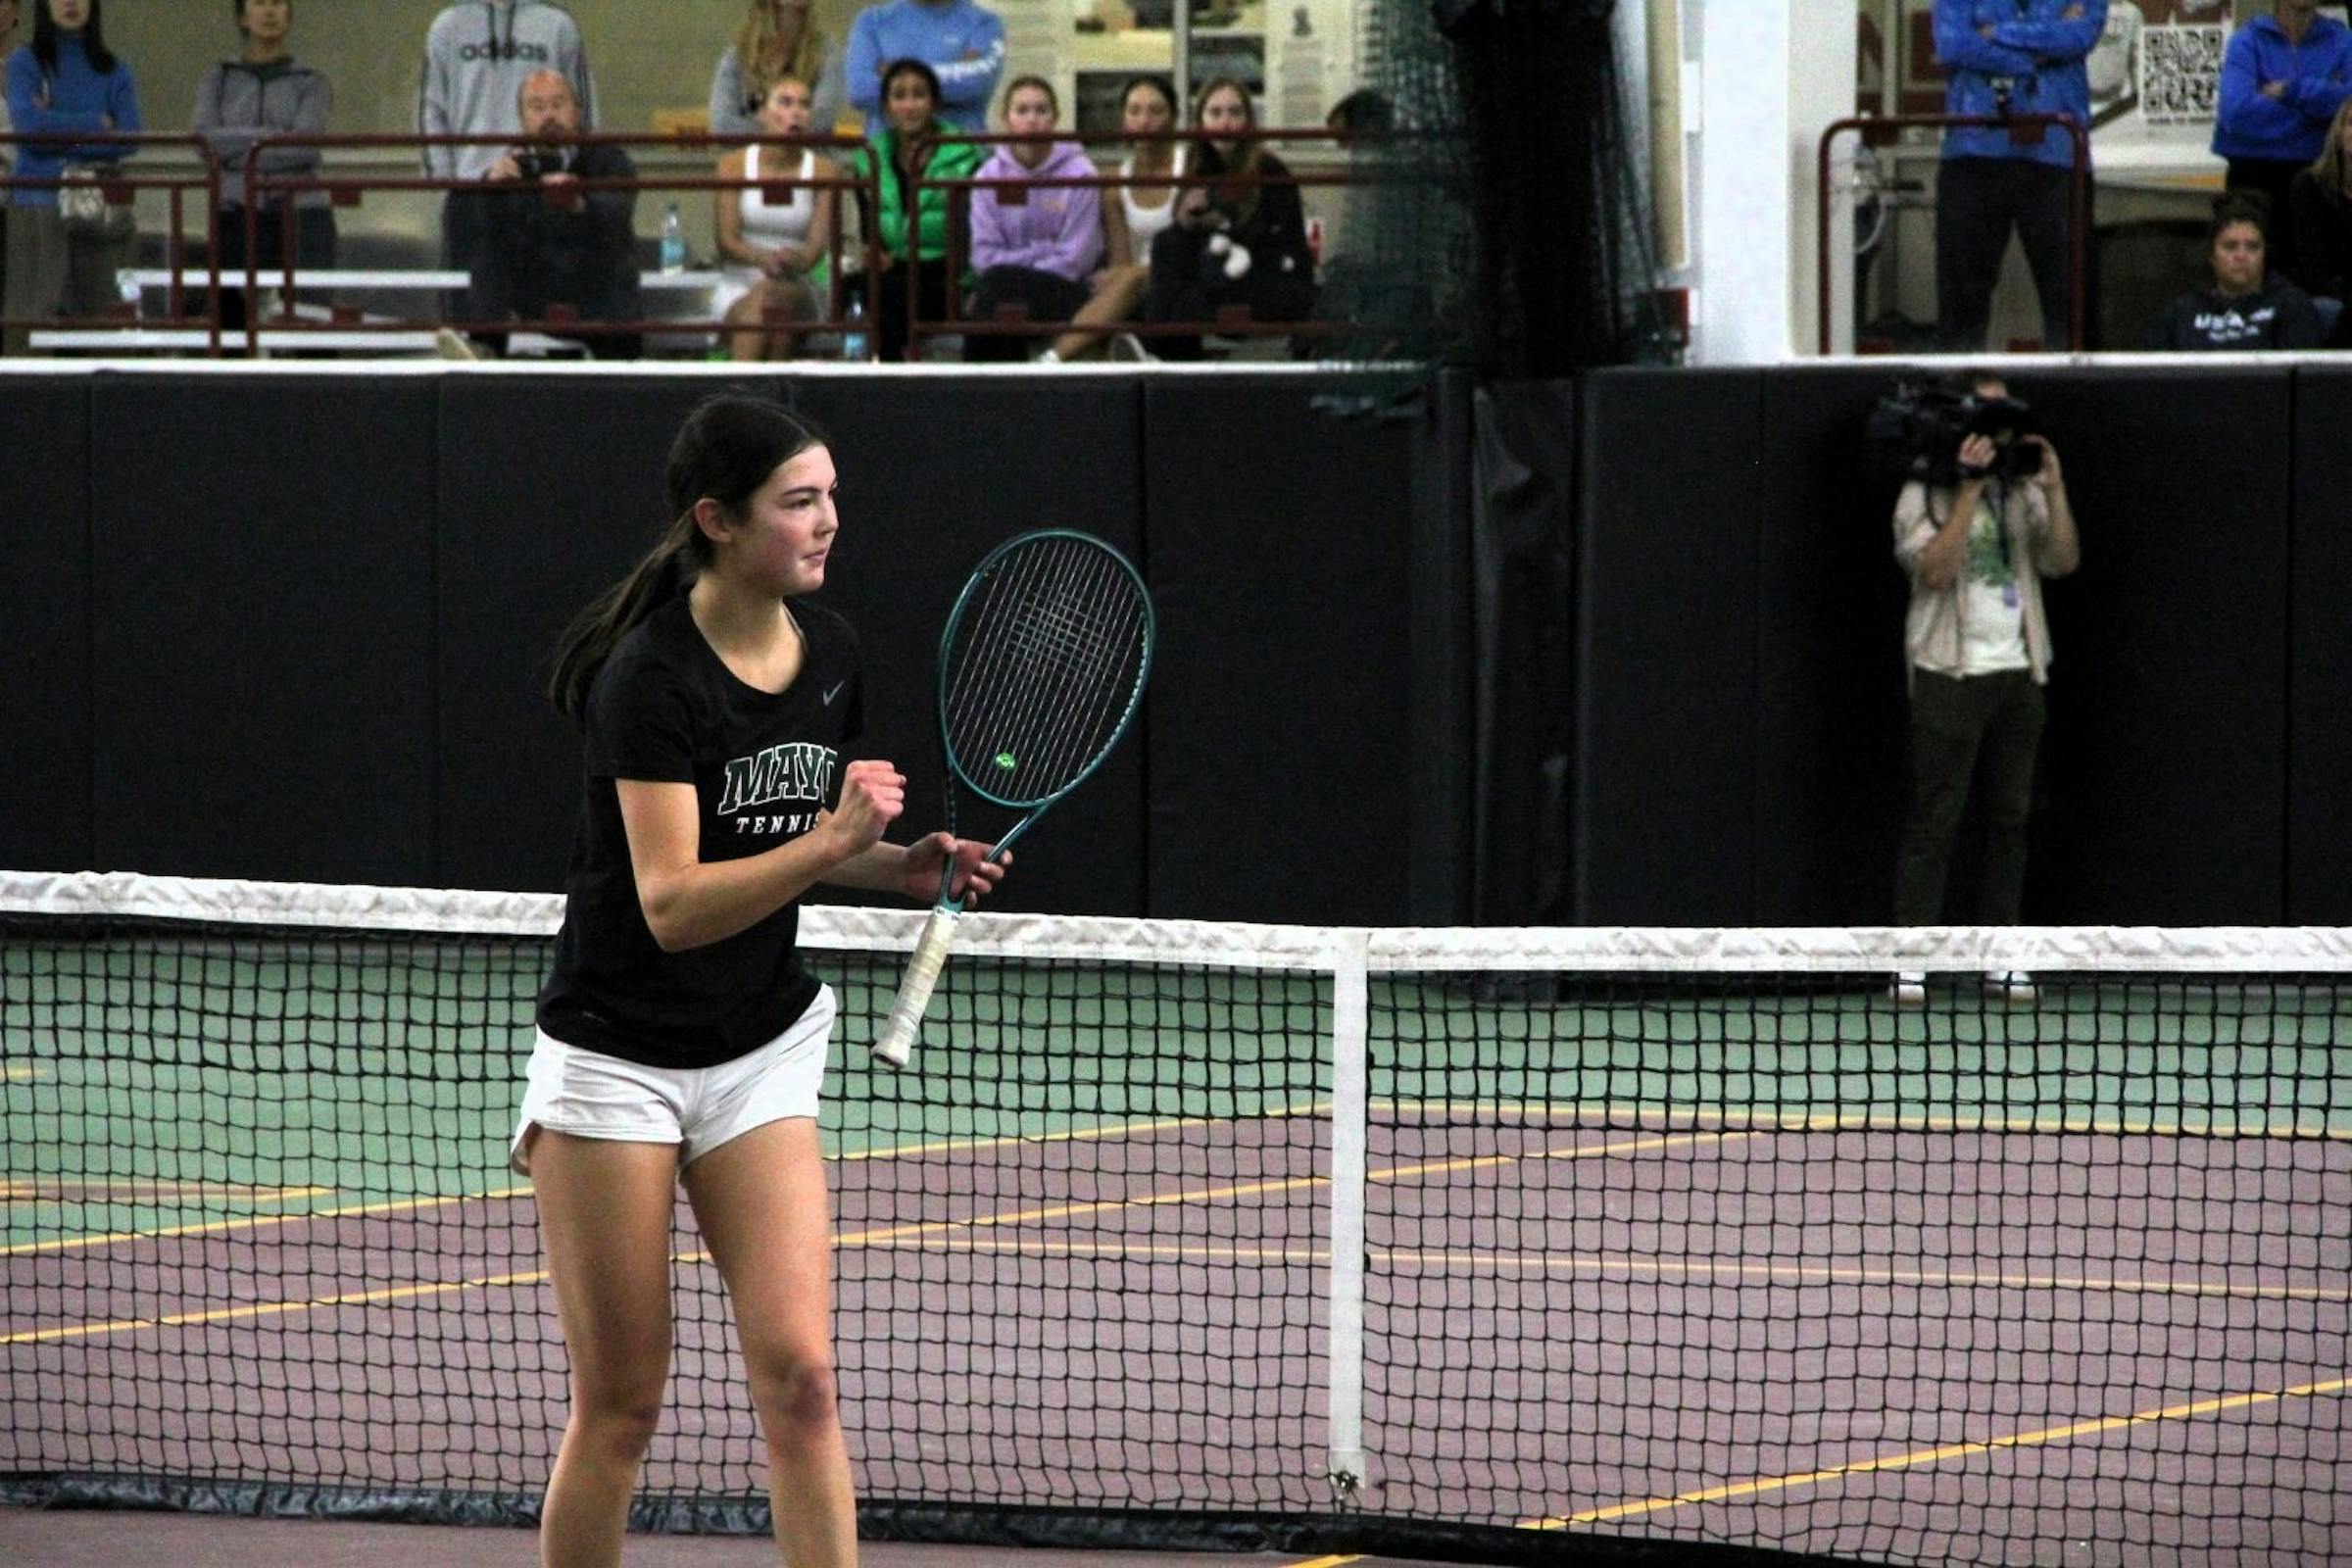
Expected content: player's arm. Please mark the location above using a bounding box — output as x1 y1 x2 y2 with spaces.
618 760 904 951
823 835 1008 902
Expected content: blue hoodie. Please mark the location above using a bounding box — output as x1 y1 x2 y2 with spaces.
1932 0 2105 171
5 34 142 209
2213 14 2352 164
844 0 1004 135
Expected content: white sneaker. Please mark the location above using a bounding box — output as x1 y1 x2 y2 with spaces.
1111 330 1156 362
433 327 480 362
1984 969 2037 1004
1888 971 1927 1007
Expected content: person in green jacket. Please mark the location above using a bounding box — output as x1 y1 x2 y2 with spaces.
848 56 978 358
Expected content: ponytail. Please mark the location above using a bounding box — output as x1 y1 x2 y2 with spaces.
547 512 707 721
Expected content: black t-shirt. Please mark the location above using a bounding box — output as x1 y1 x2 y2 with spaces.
536 593 863 1069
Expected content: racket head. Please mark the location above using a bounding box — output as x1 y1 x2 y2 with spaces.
935 529 1154 811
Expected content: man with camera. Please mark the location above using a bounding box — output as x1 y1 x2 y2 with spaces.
465 70 641 360
1888 370 2081 1005
1931 0 2106 350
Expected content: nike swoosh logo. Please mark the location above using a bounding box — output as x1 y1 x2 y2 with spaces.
822 680 846 707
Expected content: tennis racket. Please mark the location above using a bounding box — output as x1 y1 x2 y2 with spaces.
873 529 1155 1069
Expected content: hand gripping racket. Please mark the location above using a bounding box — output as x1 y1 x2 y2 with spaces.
872 529 1154 1069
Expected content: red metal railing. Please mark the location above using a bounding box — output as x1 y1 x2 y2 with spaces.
1815 113 2091 356
0 131 222 355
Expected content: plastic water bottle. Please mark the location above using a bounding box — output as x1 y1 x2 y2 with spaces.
841 295 867 362
660 204 687 274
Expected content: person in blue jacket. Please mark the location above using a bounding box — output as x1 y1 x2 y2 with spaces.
1931 0 2104 352
3 0 139 355
844 0 1002 135
2212 0 2352 288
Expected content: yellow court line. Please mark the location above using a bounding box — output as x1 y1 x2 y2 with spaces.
0 1181 333 1204
1377 1099 2352 1143
1528 1374 2352 1528
1287 1556 1363 1567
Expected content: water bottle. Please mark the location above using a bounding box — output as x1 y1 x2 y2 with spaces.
841 294 868 362
660 203 687 274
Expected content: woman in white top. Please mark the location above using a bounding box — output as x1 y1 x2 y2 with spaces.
713 74 836 361
1040 74 1180 362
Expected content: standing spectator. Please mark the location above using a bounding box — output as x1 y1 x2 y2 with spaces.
1143 76 1316 361
193 0 334 333
710 0 844 144
4 0 140 357
962 76 1102 362
468 70 640 360
843 58 978 360
417 0 597 315
1930 0 2105 352
2150 192 2324 350
844 0 1003 136
712 74 836 362
1889 369 2081 1005
2213 0 2352 287
2290 95 2352 330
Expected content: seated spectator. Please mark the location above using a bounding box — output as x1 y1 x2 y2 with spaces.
844 57 978 360
192 0 333 334
1055 74 1182 362
1143 76 1316 361
2290 96 2352 336
1325 87 1392 136
419 0 597 317
0 0 20 313
710 0 844 143
2213 0 2352 285
845 0 1003 136
467 70 641 360
2150 193 2324 350
712 74 835 362
962 76 1102 363
4 0 141 356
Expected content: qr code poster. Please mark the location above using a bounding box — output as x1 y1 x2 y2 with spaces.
2137 24 2225 123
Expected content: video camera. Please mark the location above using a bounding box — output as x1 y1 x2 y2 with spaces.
1865 376 2044 488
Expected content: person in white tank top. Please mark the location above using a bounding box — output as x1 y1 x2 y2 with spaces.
712 75 839 360
1035 74 1181 362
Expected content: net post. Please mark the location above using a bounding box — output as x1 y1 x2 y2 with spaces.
1325 928 1370 1498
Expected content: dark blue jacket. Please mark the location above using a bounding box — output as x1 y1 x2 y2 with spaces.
2213 15 2352 165
1933 0 2105 171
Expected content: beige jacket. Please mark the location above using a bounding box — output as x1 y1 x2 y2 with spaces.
1891 477 2058 685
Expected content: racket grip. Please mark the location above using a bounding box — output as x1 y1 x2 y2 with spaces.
874 906 958 1069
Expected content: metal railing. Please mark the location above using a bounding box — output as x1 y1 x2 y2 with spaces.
0 131 223 354
1816 113 2091 356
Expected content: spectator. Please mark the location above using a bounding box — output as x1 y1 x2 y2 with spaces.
467 69 640 360
844 57 978 360
710 0 844 143
3 0 140 357
1930 0 2104 352
1143 76 1316 361
962 76 1102 363
2213 0 2352 287
193 0 334 334
1325 87 1392 135
0 0 21 316
1889 369 2081 1006
2150 192 2325 350
712 74 835 362
2290 96 2352 332
418 0 597 312
845 0 1003 137
1057 74 1182 363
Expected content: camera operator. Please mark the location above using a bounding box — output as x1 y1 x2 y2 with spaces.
1930 0 2106 351
1888 369 2082 1006
465 70 641 360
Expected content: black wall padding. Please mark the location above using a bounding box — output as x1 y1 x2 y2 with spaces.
1751 368 1916 925
2022 368 2288 923
1574 369 1761 925
88 377 439 883
1141 377 1416 924
786 373 1148 917
2287 366 2352 922
0 381 92 870
434 374 790 892
1409 368 1478 924
1470 379 1576 923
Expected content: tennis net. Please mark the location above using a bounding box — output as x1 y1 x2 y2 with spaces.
4 870 2349 1565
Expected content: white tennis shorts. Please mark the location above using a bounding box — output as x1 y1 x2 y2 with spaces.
509 985 835 1176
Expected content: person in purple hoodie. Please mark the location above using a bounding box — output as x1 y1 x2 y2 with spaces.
2213 0 2352 286
961 75 1103 363
3 0 140 354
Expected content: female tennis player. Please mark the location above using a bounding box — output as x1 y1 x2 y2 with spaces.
520 393 1004 1567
